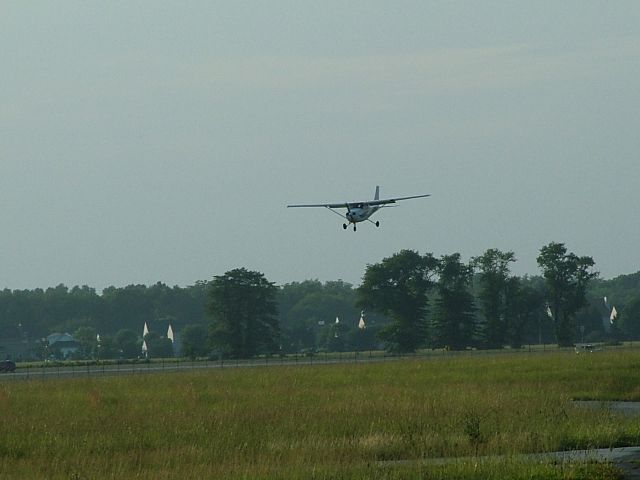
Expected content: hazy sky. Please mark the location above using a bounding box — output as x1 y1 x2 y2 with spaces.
2 2 639 291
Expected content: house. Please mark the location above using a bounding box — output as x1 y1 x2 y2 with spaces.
47 333 79 359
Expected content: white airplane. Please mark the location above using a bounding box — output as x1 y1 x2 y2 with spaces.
287 186 430 231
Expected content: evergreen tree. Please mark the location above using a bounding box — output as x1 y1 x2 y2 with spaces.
431 254 477 350
472 249 516 349
504 276 544 348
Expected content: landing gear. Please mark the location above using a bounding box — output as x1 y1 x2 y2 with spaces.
343 223 357 232
342 220 379 231
365 218 380 228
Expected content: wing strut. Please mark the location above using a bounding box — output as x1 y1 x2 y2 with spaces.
325 206 348 220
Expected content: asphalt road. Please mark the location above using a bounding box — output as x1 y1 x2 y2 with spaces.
0 354 392 381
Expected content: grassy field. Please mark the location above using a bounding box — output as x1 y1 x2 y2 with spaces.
2 350 639 479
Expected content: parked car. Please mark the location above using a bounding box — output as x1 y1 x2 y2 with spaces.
0 360 16 373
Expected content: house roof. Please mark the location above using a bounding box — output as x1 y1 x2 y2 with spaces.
47 333 76 345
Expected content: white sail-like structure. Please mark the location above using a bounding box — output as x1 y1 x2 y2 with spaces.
546 305 553 319
358 312 366 330
167 324 174 343
141 340 148 356
143 322 149 338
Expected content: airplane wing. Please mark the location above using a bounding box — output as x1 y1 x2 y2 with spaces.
287 202 348 209
288 194 430 208
366 193 431 206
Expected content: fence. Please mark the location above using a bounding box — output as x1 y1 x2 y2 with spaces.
1 342 634 382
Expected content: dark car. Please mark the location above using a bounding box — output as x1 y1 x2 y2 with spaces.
0 360 16 373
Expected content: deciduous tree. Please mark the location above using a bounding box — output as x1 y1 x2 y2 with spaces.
180 324 209 359
73 326 97 358
357 250 437 352
113 329 140 358
207 268 279 358
620 297 640 338
537 242 598 346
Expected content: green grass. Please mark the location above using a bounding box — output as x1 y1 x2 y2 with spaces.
2 350 639 478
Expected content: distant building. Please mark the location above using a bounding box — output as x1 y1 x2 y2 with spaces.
47 333 79 359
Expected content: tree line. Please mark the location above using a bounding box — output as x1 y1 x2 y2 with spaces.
1 241 640 359
357 243 596 352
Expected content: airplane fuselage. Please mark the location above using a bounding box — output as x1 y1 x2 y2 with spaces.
345 205 380 224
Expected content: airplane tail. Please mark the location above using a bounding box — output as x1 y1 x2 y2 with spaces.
374 185 380 201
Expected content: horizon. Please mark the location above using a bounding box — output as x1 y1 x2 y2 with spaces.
3 251 636 294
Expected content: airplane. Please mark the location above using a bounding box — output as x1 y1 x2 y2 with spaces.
287 186 430 231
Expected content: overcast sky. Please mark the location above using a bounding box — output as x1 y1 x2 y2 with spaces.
1 2 639 291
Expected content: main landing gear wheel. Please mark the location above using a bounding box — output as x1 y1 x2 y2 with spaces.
353 225 357 232
375 221 380 227
343 223 347 230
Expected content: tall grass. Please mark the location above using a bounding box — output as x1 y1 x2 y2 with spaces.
1 350 638 478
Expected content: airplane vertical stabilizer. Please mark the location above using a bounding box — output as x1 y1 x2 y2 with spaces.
374 185 380 200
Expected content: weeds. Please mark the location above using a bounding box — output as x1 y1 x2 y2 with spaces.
1 350 639 478
463 411 483 456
